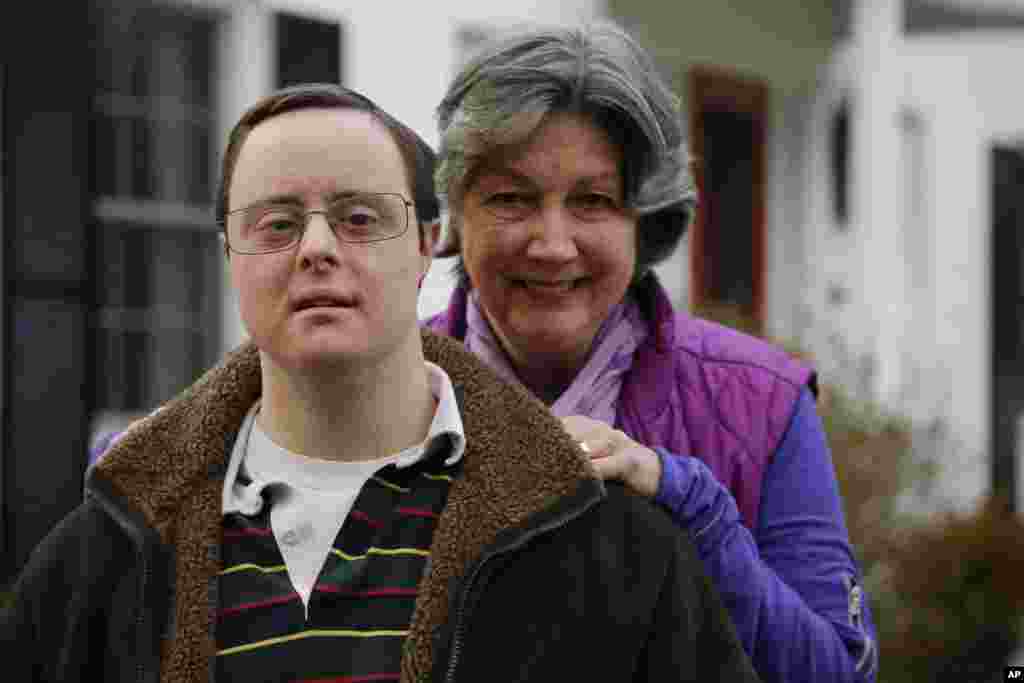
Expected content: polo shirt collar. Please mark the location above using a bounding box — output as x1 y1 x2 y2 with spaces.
222 361 465 516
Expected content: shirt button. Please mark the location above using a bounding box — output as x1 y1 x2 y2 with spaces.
282 523 313 546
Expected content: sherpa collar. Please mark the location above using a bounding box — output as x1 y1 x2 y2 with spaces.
91 329 600 683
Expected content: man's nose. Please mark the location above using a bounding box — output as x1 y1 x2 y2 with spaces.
297 212 342 266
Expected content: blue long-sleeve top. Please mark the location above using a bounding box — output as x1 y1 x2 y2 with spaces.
654 388 878 683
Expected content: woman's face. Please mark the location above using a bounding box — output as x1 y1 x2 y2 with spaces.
459 112 637 372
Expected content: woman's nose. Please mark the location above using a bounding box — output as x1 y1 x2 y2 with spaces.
525 206 578 262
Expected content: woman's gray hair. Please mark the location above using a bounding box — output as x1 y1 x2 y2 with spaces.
435 20 696 287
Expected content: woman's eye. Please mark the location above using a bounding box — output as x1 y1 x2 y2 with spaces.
575 193 617 211
483 192 534 220
487 192 529 207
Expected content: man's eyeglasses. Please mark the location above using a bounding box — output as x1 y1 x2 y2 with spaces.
221 193 413 254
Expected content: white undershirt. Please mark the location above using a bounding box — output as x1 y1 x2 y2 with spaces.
220 362 465 617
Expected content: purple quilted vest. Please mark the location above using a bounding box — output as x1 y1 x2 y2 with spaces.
424 278 815 529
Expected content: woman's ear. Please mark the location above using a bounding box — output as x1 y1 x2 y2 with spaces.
420 220 441 258
419 220 442 286
433 216 461 258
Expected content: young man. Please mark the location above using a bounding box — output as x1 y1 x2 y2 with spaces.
2 84 759 682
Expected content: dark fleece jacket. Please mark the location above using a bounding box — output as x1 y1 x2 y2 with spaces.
2 330 759 682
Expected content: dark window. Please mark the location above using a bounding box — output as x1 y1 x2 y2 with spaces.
0 58 6 562
703 109 756 313
276 13 342 88
905 0 1024 34
831 99 850 227
991 146 1024 510
833 0 853 41
90 1 221 431
92 223 221 412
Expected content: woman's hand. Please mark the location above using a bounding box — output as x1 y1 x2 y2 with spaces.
561 415 662 499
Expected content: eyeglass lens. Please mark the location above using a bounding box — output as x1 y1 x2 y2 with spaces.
229 193 408 253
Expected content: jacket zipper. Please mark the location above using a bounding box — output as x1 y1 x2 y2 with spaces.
137 556 152 683
443 491 602 683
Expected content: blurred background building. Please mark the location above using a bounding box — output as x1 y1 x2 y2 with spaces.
3 0 1023 589
596 0 1024 520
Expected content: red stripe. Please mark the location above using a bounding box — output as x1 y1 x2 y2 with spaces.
348 507 438 527
348 509 384 528
294 675 399 683
216 592 299 620
396 507 439 519
223 526 273 539
314 585 418 599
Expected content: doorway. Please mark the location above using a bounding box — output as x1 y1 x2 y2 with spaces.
990 145 1024 511
688 67 768 332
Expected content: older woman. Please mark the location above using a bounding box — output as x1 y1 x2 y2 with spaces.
426 22 877 683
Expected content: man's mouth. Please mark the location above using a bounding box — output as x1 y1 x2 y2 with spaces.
291 294 358 311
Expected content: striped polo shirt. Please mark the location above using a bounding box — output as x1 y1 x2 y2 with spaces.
216 362 465 682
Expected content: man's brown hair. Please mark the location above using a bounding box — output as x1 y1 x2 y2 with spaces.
217 83 439 245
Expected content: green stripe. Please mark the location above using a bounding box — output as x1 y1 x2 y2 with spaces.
330 547 430 561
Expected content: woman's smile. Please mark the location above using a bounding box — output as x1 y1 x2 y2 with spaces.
508 276 591 296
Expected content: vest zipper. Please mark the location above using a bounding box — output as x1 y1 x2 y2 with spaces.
443 491 602 683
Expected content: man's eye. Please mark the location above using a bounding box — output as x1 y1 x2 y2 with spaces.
344 208 380 227
254 213 299 232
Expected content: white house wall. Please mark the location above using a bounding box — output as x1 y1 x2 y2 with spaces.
810 20 1024 510
764 84 816 349
217 2 275 352
804 43 870 396
905 33 1024 510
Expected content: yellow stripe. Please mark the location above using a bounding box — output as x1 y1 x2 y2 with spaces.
217 628 408 656
220 562 287 576
330 546 430 561
371 476 409 493
422 472 454 482
220 548 428 574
